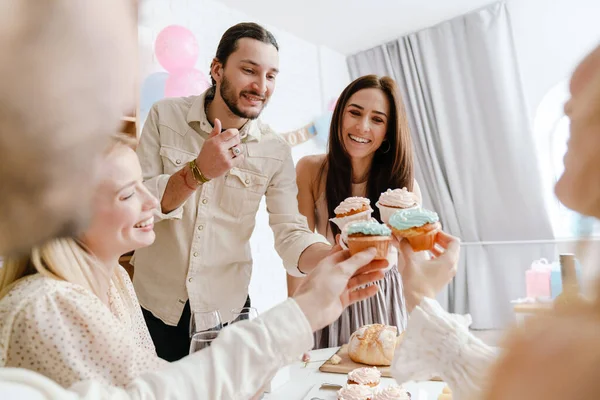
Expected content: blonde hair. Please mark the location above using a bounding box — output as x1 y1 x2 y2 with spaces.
0 134 136 299
0 238 110 298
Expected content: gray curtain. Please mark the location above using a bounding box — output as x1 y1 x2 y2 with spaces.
347 1 555 329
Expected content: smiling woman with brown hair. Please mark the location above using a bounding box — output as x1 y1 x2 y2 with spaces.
288 74 461 349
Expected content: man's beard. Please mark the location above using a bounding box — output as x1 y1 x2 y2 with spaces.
220 76 266 120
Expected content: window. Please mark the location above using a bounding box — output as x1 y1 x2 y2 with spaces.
534 80 599 238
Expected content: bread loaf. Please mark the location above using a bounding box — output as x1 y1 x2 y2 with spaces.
348 324 402 366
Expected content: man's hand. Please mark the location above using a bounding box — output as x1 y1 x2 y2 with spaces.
195 118 245 180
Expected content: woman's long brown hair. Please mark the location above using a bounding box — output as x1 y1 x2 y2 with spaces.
321 75 414 236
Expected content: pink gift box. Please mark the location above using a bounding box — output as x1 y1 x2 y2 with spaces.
526 269 551 298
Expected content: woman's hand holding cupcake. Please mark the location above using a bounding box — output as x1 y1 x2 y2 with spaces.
398 231 460 312
329 194 459 308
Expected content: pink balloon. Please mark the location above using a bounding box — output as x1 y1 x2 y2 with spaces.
328 97 338 111
165 69 210 98
155 25 199 73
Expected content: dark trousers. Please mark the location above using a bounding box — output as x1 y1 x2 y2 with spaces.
142 296 251 362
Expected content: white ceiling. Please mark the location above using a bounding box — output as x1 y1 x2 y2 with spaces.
214 0 496 55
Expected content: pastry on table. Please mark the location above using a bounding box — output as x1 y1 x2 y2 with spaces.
347 366 381 387
388 208 440 252
348 324 402 366
376 188 420 224
337 384 374 400
345 220 392 260
329 196 373 232
372 385 411 400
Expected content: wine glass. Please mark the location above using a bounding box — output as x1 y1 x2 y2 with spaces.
189 309 223 337
189 330 219 354
229 306 258 324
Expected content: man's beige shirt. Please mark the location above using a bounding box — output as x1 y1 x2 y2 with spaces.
133 91 328 325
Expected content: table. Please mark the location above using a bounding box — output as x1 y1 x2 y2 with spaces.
264 347 446 400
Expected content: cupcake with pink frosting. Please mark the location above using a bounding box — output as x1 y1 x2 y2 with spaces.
373 385 411 400
376 188 420 224
337 384 374 400
347 366 381 387
329 196 373 232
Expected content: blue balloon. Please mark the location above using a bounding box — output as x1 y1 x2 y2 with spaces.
140 72 169 119
312 111 333 145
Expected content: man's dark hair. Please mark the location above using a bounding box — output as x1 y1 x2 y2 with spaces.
210 22 278 86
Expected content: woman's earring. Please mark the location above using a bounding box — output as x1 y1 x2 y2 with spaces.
380 139 391 154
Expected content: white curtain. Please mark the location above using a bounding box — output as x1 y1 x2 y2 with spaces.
347 2 555 329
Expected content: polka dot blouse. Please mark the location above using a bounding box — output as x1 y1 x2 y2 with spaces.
0 267 168 388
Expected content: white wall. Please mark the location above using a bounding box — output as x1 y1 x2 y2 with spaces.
249 45 349 315
508 0 600 117
290 45 350 163
138 0 349 315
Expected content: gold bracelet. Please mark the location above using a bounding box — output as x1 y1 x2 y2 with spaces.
188 160 211 184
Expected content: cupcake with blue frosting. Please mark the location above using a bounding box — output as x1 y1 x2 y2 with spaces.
345 220 392 260
388 208 440 252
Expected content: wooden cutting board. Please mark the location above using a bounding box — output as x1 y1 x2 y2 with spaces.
319 344 442 381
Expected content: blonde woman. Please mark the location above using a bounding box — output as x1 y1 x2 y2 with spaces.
0 136 166 388
391 43 600 400
0 135 387 396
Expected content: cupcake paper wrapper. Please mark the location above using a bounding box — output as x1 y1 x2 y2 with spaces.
376 201 418 225
347 236 392 260
329 209 373 232
391 222 441 252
